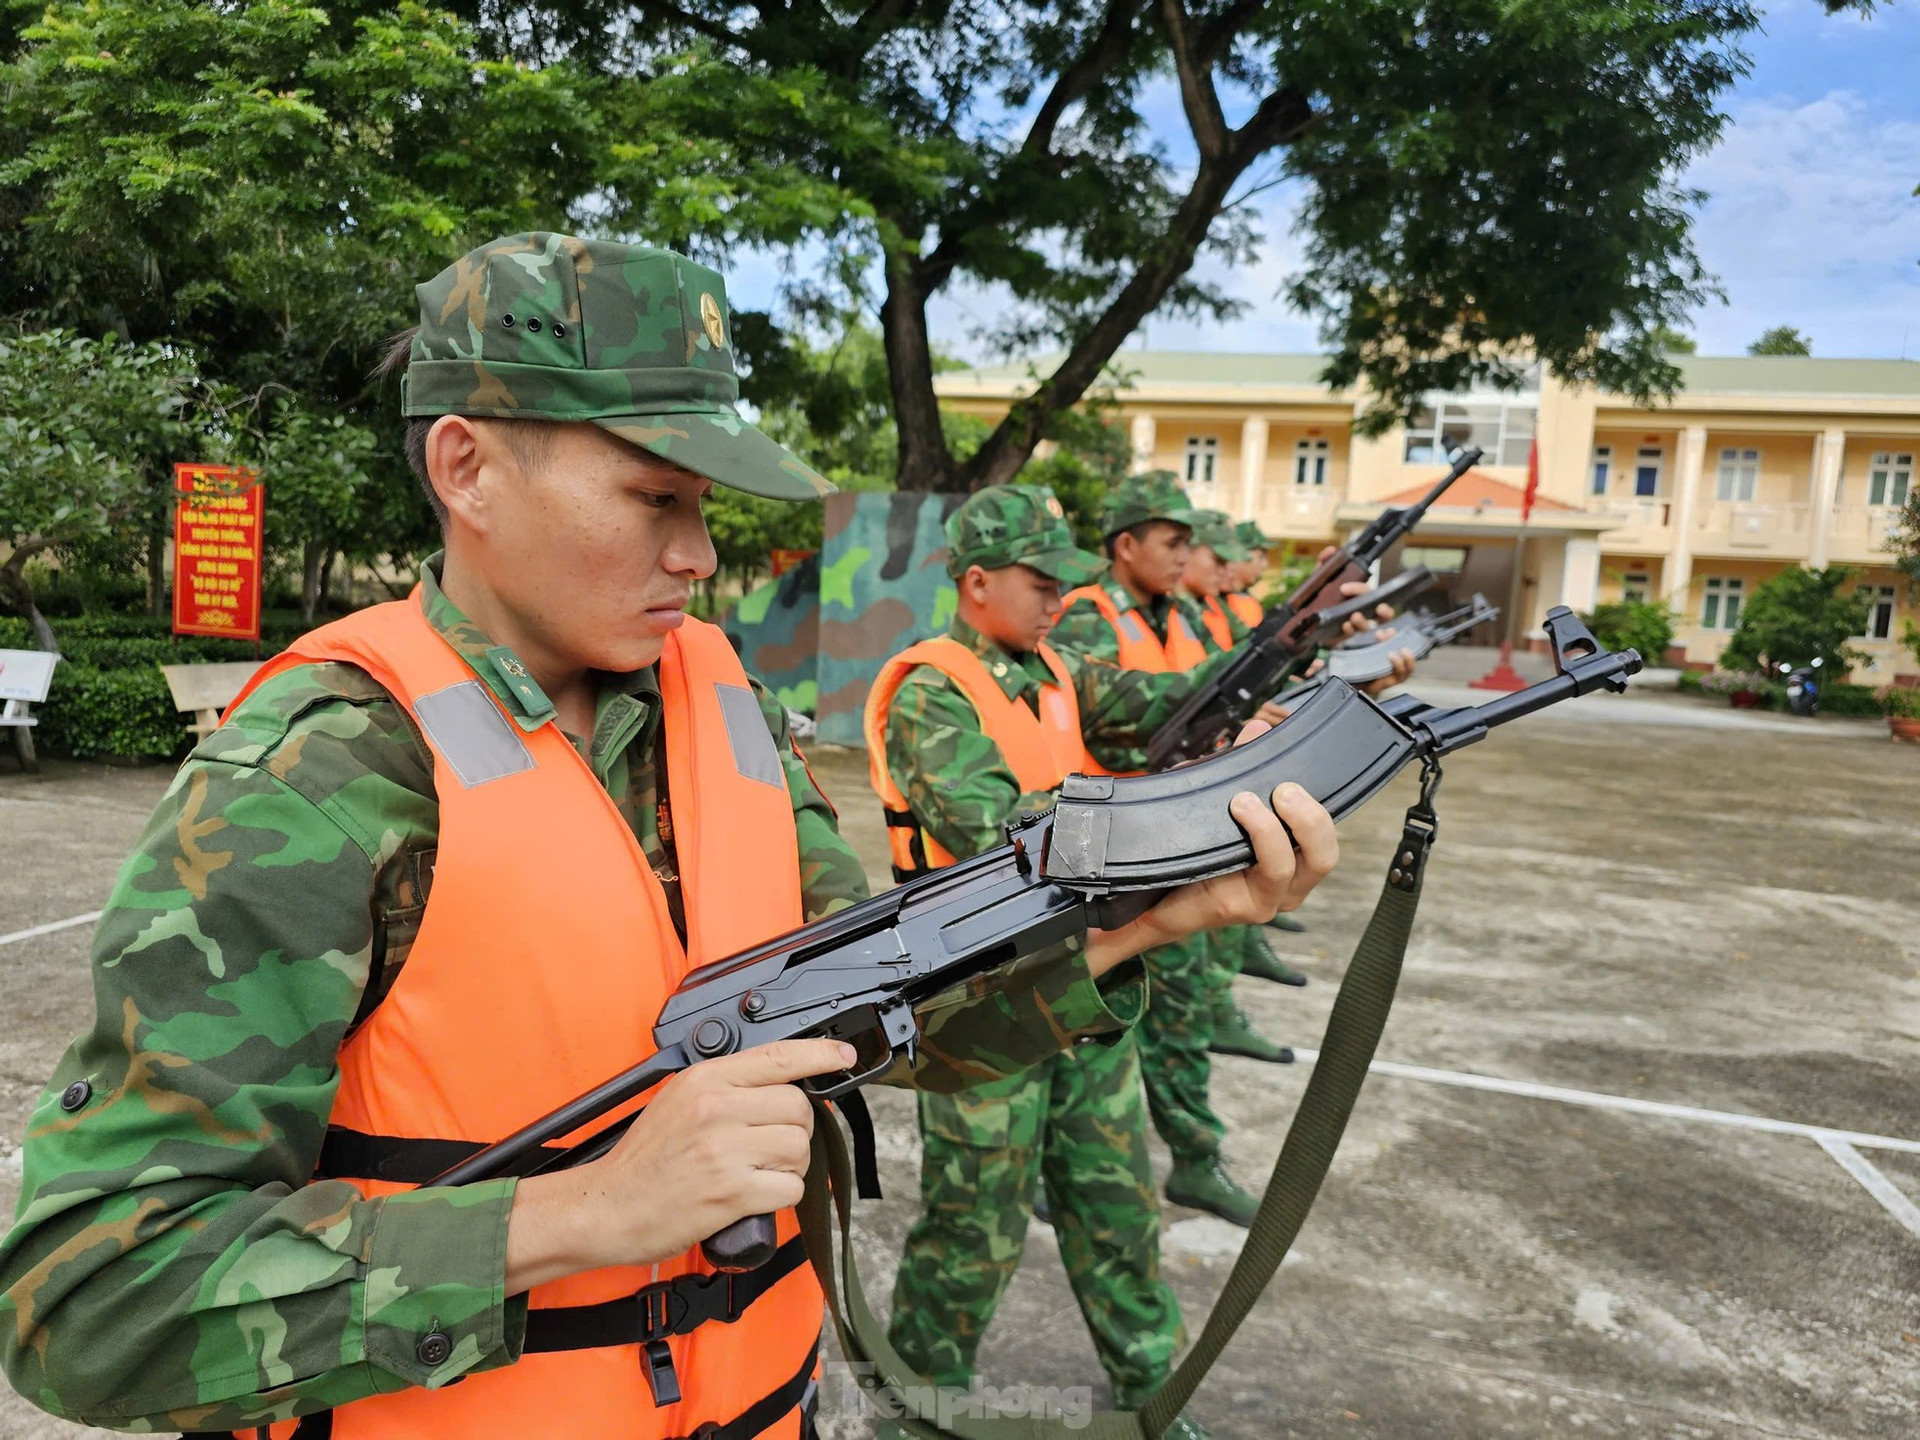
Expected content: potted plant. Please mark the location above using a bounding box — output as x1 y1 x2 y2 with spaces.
1879 684 1920 743
1700 669 1775 710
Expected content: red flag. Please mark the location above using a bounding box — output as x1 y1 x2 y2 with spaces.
1520 437 1539 523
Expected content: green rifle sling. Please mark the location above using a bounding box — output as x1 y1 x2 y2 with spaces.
796 776 1441 1439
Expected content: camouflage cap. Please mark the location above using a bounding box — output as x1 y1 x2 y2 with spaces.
945 484 1104 585
1235 519 1272 552
1188 509 1250 562
402 232 831 501
1099 470 1196 538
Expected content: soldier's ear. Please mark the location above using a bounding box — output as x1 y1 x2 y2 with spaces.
424 415 492 535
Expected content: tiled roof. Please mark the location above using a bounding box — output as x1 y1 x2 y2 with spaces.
1377 473 1577 513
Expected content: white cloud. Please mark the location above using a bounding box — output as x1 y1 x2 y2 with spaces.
1683 90 1920 357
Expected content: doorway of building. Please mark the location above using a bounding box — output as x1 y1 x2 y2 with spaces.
1382 542 1514 646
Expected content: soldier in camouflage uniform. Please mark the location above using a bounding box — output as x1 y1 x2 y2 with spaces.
1046 475 1268 1227
1175 513 1299 1067
0 234 1334 1436
876 486 1230 1438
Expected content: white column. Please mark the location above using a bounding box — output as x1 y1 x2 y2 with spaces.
1129 413 1157 471
1807 426 1845 569
1237 417 1269 521
1666 423 1708 607
1562 536 1602 614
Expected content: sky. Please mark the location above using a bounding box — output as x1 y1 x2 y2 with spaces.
729 3 1920 364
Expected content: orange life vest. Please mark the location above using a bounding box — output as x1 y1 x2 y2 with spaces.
1059 584 1209 673
863 636 1093 877
1196 594 1235 651
1226 591 1263 628
219 594 821 1440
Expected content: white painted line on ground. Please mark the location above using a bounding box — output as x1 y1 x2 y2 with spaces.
0 910 100 948
1817 1137 1920 1241
1290 1048 1920 1156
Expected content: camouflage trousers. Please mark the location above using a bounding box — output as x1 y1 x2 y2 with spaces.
887 1032 1184 1402
1135 936 1229 1164
1208 923 1259 1027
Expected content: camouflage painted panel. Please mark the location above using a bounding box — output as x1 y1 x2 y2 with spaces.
814 492 965 746
723 555 821 714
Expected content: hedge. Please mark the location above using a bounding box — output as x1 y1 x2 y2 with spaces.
0 614 301 762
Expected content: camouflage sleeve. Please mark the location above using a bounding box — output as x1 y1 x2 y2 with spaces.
748 674 870 918
0 679 517 1431
1063 647 1232 772
883 666 1056 864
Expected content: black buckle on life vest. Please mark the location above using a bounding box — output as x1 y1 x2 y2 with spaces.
636 1270 743 1405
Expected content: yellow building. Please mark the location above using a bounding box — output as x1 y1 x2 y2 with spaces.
937 353 1920 675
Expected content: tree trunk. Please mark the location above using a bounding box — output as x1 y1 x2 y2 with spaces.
147 510 168 617
300 541 326 625
880 249 962 493
319 549 338 614
0 554 59 653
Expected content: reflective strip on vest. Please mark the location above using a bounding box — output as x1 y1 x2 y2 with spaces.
220 593 820 1440
863 636 1093 875
412 681 535 788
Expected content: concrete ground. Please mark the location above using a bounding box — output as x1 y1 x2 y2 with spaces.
1 676 1916 1439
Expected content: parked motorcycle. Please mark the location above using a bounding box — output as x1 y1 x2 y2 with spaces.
1778 657 1823 717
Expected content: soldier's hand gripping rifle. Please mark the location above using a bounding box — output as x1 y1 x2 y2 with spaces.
432 607 1638 1277
1145 446 1483 771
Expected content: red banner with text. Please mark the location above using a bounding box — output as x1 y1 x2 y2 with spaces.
172 463 264 640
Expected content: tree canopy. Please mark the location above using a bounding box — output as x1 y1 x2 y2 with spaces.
1747 325 1812 356
2 0 1805 512
1720 565 1871 677
0 330 224 648
497 0 1763 489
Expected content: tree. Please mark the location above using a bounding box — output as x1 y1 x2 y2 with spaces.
1650 324 1698 355
249 402 382 624
1719 565 1871 677
505 0 1760 491
1748 325 1812 356
1891 490 1920 585
0 331 221 649
1582 598 1677 665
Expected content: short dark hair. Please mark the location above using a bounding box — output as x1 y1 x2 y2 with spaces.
377 328 564 530
1103 520 1173 560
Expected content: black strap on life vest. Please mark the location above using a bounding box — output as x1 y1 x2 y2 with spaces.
666 1337 819 1440
883 806 931 882
525 1233 807 1354
206 1335 816 1440
314 1125 572 1184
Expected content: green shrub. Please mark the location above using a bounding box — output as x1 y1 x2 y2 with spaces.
1675 668 1705 694
39 664 184 761
1581 600 1676 664
1880 685 1920 720
1819 682 1881 718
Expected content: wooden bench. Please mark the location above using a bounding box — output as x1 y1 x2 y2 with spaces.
161 661 268 741
0 648 60 772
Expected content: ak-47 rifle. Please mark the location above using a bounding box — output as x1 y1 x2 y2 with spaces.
1145 446 1483 771
433 607 1637 1279
1326 593 1500 686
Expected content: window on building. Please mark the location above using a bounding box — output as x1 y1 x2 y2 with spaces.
1858 585 1897 640
1293 437 1329 486
1183 435 1219 489
1715 447 1761 502
1622 572 1650 604
1400 546 1468 573
1634 447 1663 498
1591 446 1612 497
1701 577 1744 632
1868 452 1914 508
1403 400 1537 466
